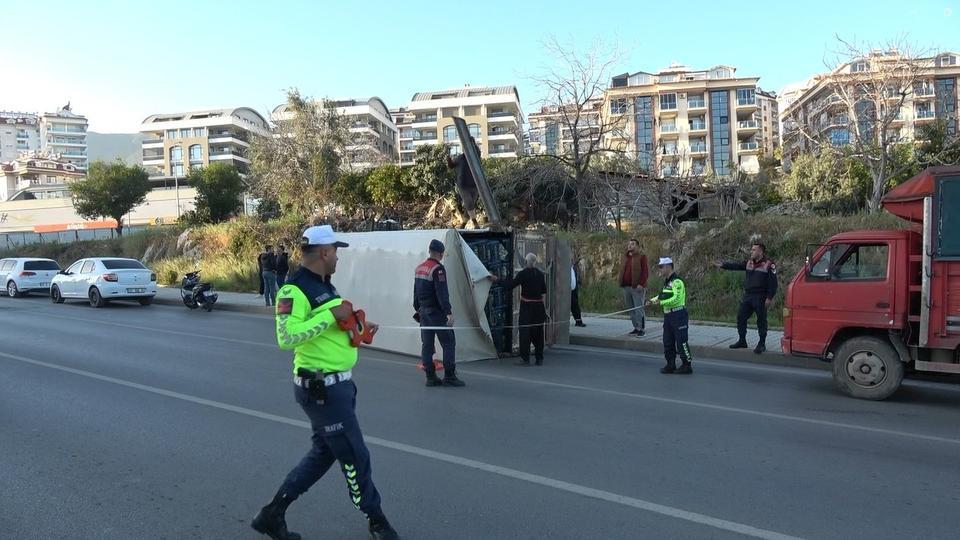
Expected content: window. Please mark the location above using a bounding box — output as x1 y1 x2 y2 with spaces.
610 98 628 114
102 259 147 270
634 96 654 171
170 146 183 162
935 78 957 135
710 91 731 175
193 127 206 137
448 145 460 156
24 260 60 271
189 144 202 162
80 261 96 274
939 54 957 67
167 129 177 140
65 261 83 274
660 93 677 110
852 61 869 73
0 260 14 271
468 123 481 139
172 163 184 176
810 244 888 280
660 74 677 83
180 129 190 138
689 116 706 130
687 94 705 108
661 119 677 132
736 88 755 106
662 140 678 154
443 125 457 142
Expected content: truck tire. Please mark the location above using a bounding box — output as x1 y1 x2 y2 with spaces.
832 336 904 401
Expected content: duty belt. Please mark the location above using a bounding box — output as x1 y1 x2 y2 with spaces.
664 306 686 314
520 296 544 303
294 369 352 388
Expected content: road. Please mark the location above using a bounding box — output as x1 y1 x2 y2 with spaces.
1 295 959 540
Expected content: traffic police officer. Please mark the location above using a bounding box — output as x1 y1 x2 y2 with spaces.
413 239 465 387
252 225 400 540
647 257 693 375
715 240 778 354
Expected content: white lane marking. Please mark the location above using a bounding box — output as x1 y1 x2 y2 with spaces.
0 351 801 540
7 309 960 444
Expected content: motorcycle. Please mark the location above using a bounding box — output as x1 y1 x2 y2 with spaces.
181 271 218 312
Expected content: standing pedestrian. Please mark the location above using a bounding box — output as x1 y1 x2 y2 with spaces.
413 239 465 387
647 257 693 375
619 239 649 336
510 253 548 366
257 250 265 297
571 258 585 328
251 225 400 540
277 244 290 286
260 245 279 307
714 240 778 354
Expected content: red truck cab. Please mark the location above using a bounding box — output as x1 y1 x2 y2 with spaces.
782 167 960 400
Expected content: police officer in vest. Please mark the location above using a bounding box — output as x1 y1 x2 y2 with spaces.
647 257 693 375
413 239 465 387
252 225 400 540
714 240 778 354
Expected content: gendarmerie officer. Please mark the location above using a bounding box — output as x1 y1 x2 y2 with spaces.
413 239 465 387
251 225 400 540
715 241 778 354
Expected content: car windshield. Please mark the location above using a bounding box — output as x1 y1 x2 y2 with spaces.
101 259 147 270
24 260 61 271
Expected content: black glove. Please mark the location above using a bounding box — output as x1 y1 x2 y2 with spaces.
413 312 421 323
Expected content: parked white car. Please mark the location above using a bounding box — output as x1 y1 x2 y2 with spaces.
51 258 157 307
0 257 61 297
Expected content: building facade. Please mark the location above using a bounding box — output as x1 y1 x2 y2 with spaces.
0 151 84 202
602 64 776 177
1 105 88 170
396 86 523 166
272 97 398 169
757 89 780 158
527 99 603 157
781 51 960 162
139 107 269 187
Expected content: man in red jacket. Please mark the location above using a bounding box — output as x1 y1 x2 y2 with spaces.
620 239 649 336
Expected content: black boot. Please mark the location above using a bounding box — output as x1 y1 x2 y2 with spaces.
514 358 531 366
251 491 301 540
675 363 693 375
442 368 466 387
660 365 676 374
368 515 400 539
424 371 442 387
729 339 748 349
754 342 766 354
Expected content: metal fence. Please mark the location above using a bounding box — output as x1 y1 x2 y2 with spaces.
0 226 150 251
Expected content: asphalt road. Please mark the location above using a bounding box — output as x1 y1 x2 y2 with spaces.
1 295 959 540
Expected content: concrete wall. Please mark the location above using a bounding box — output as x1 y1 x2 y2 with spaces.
0 187 196 233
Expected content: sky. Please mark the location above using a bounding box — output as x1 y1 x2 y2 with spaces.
2 0 958 133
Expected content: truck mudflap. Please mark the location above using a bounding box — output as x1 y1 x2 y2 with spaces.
780 337 791 355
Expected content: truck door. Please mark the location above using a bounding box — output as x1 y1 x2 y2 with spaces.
809 242 895 331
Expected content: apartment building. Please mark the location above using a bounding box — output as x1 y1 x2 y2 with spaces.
527 98 603 156
602 64 776 177
0 104 88 169
781 51 960 161
0 151 84 202
757 89 780 157
396 86 523 166
273 97 398 169
139 107 269 186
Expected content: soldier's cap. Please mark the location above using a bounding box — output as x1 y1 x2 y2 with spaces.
429 239 445 253
657 257 674 267
301 225 349 248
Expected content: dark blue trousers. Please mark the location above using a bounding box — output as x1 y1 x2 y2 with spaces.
662 309 692 369
279 381 383 519
737 294 768 343
419 310 456 373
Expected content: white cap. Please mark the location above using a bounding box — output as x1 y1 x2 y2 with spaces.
301 225 349 247
657 257 674 266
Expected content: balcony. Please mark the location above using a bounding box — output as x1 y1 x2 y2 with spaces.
913 87 936 99
736 98 758 111
487 130 516 142
487 111 518 124
209 151 249 163
659 124 679 137
687 99 706 110
209 133 249 145
689 122 707 133
738 141 760 153
689 144 708 154
411 116 438 126
46 128 87 135
915 110 936 121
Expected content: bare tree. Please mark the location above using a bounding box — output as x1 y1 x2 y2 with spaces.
249 89 349 219
784 37 958 212
528 37 627 228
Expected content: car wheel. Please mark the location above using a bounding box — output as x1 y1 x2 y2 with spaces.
89 287 106 308
138 296 153 306
51 285 64 304
6 281 19 298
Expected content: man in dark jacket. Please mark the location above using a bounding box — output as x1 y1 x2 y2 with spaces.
510 253 548 366
259 245 278 307
276 245 290 286
620 239 649 336
413 239 465 387
715 241 778 354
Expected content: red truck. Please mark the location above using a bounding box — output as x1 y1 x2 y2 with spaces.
782 166 960 400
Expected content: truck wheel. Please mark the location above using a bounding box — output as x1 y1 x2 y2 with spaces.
832 336 904 401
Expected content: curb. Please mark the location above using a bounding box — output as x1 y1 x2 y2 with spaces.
569 334 829 371
153 295 273 315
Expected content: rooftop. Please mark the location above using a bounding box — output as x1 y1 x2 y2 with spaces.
410 85 520 102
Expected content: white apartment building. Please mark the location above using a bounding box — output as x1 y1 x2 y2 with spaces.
272 97 398 169
782 51 960 161
0 151 84 202
527 98 603 157
139 107 269 187
603 64 777 177
396 86 523 166
0 104 88 169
